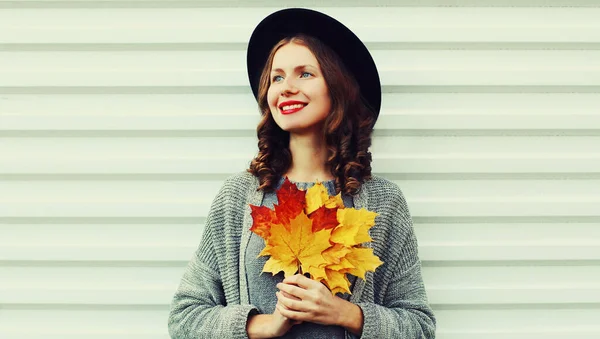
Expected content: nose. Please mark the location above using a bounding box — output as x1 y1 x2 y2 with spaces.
280 77 298 96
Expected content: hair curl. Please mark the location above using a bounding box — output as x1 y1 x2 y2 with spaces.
247 34 376 197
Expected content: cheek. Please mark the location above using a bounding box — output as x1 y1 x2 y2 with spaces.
313 82 331 107
318 89 332 112
267 87 278 108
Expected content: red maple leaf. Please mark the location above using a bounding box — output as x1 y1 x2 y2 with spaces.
309 205 340 232
249 205 278 239
274 177 306 227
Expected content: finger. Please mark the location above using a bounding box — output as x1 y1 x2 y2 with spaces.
277 282 309 300
279 280 329 301
276 302 303 325
283 274 319 289
276 302 307 322
276 300 292 313
280 290 301 301
276 291 310 312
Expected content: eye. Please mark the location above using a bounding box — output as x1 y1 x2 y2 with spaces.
272 75 283 83
300 72 313 78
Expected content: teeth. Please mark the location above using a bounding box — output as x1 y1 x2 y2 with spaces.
281 103 305 111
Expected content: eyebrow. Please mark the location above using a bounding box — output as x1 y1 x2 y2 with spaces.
271 64 317 73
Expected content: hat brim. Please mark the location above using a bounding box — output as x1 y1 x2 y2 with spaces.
246 8 381 119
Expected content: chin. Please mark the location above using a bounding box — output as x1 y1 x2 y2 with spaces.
276 122 299 131
280 125 302 133
275 118 322 134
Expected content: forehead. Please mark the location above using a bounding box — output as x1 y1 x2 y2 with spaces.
271 42 320 70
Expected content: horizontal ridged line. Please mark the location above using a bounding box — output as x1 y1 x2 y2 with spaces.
3 86 600 95
1 303 599 311
0 86 250 95
431 302 600 310
0 260 188 267
414 216 600 223
1 0 600 9
0 174 232 181
0 130 252 137
380 173 600 180
3 259 600 268
1 216 599 224
2 173 600 181
2 129 600 137
0 217 204 224
385 86 600 93
3 42 600 52
0 303 168 310
423 260 600 267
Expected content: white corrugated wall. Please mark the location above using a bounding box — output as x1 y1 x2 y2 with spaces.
1 1 600 338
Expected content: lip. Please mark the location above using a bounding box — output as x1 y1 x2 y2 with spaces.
278 100 307 109
278 100 308 115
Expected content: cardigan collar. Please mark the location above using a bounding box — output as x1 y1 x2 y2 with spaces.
238 174 371 304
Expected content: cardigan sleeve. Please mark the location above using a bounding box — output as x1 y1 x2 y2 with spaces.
356 262 436 338
167 182 259 339
167 253 258 338
355 187 436 338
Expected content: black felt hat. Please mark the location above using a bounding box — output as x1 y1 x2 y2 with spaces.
246 8 382 120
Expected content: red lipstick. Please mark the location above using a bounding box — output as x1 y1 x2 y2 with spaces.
278 100 307 115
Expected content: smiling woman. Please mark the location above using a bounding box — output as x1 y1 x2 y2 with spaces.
251 32 377 192
267 41 331 136
168 8 436 339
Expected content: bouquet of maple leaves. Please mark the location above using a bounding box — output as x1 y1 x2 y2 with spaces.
250 177 383 295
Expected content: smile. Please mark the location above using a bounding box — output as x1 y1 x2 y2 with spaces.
278 101 308 115
281 103 305 110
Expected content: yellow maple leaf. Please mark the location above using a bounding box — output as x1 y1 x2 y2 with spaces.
306 265 327 281
327 257 354 271
305 181 344 214
259 212 332 278
258 242 274 257
263 257 297 277
322 243 351 265
331 208 378 246
324 193 344 209
331 286 350 296
340 247 383 280
321 269 352 295
305 181 329 214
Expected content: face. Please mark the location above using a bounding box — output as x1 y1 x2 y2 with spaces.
267 42 331 136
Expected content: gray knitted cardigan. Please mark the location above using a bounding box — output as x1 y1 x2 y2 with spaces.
168 171 436 338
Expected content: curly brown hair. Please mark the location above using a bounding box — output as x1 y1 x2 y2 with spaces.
247 34 376 197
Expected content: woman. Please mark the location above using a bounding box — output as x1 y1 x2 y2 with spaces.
168 8 436 339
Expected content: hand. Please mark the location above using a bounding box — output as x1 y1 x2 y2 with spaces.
275 274 345 326
247 305 301 339
269 303 302 337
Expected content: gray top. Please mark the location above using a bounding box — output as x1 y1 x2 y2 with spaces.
168 171 436 339
245 176 356 338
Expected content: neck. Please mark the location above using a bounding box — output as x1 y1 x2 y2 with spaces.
284 133 333 182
